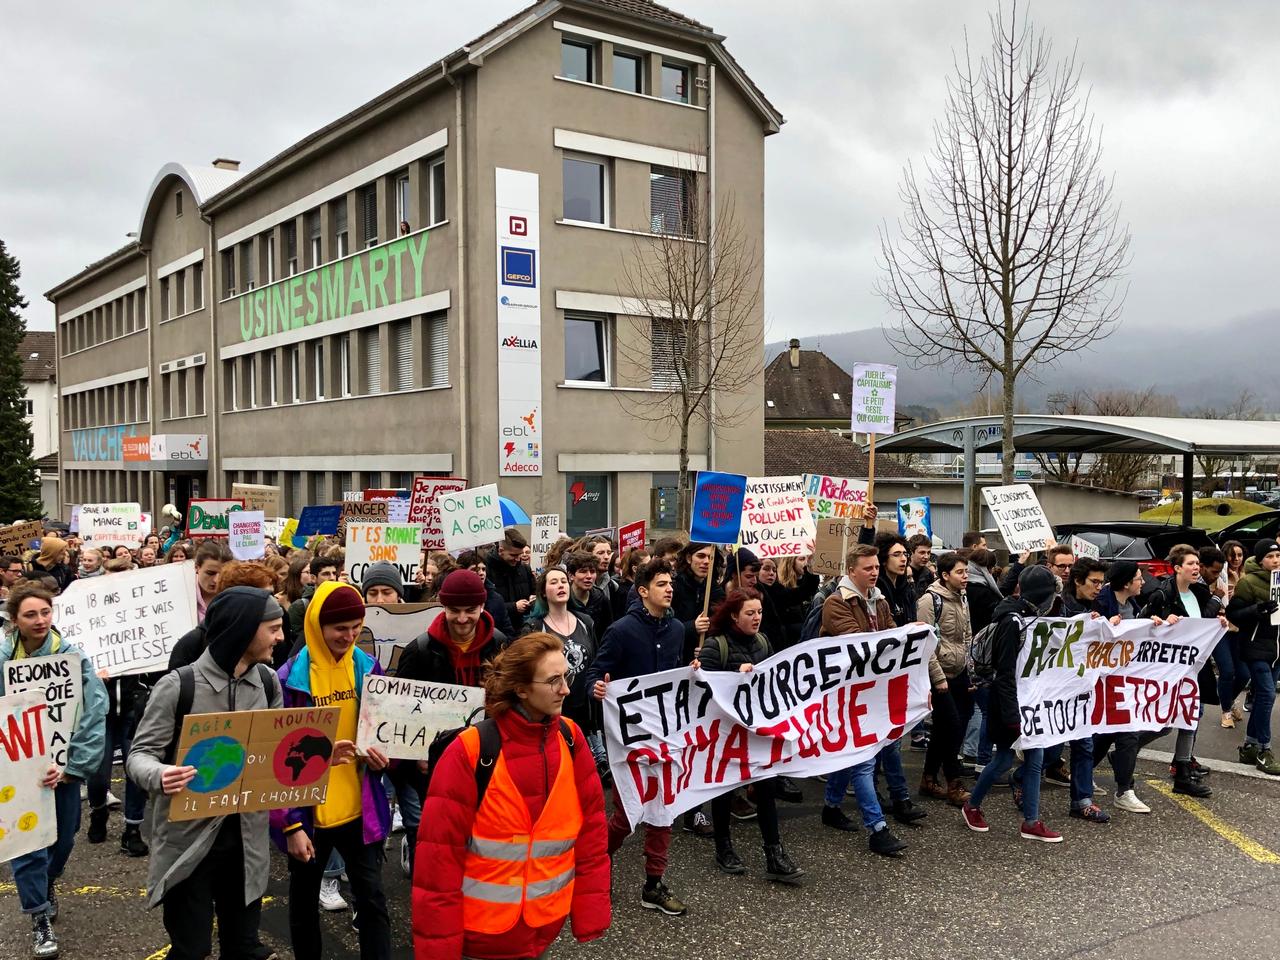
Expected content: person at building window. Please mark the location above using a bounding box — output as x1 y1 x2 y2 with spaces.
2 582 108 958
414 633 610 960
399 220 410 236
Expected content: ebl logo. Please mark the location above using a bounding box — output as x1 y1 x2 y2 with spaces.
500 246 536 287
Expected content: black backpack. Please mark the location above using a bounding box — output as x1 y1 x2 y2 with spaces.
162 663 279 765
423 707 577 807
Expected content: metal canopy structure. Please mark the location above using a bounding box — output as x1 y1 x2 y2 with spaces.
869 415 1280 528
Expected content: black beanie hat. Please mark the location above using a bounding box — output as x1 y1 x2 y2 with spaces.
361 561 404 601
1254 539 1280 563
1106 560 1140 592
205 586 276 676
1019 564 1060 612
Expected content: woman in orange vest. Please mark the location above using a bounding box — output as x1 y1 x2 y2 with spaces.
413 632 611 960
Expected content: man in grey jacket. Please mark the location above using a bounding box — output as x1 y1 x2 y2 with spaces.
127 587 285 960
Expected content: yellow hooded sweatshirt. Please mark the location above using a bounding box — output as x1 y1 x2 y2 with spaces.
304 580 363 828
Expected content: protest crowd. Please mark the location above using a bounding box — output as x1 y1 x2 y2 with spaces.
0 481 1277 960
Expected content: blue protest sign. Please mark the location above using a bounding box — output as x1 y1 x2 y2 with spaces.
293 505 342 547
896 497 932 540
689 471 747 544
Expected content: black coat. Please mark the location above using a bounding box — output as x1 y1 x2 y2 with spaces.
966 579 1001 633
877 571 919 629
699 627 772 672
988 595 1040 747
672 569 723 662
569 585 613 644
483 549 536 632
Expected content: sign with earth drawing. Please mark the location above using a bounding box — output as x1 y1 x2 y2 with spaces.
168 706 341 822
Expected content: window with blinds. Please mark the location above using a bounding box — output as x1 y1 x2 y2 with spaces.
650 167 691 236
289 346 301 403
426 313 449 387
364 328 382 394
332 198 349 258
307 210 322 267
340 336 352 397
360 184 378 248
650 317 688 390
240 242 255 290
391 320 414 391
284 221 298 276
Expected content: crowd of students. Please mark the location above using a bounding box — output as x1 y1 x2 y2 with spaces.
1 513 1277 959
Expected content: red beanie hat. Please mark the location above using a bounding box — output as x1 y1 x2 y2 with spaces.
438 569 488 608
316 583 366 626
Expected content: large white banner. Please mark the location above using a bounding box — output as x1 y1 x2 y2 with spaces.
1014 615 1223 749
738 476 817 560
496 167 542 477
54 562 198 677
604 625 938 828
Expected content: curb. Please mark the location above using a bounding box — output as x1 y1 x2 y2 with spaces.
1137 748 1280 784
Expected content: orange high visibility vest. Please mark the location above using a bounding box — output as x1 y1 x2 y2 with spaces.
460 723 582 934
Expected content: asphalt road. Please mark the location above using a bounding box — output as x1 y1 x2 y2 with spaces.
3 714 1277 960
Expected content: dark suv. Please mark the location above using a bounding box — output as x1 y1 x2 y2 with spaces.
1051 521 1215 580
1211 510 1280 556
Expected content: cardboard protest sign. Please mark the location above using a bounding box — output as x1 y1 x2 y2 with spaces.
0 691 58 863
186 498 245 539
408 477 468 549
811 519 859 577
605 624 937 828
3 655 82 770
0 521 43 555
1069 535 1100 560
356 603 443 670
79 503 144 548
54 562 198 677
619 520 646 553
530 514 561 573
338 499 389 540
355 675 483 760
982 484 1054 554
851 363 897 435
738 476 816 560
689 471 747 544
441 483 503 552
1014 615 1222 750
897 498 932 539
229 511 266 561
345 523 424 587
231 483 282 517
169 706 341 821
802 474 869 522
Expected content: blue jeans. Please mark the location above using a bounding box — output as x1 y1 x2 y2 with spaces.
1067 738 1095 809
1212 634 1247 711
874 741 909 803
89 709 147 824
824 757 887 831
11 781 82 914
1245 660 1276 748
971 746 1043 822
973 686 993 766
323 849 345 880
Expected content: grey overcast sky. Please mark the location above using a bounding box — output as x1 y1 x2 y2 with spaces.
3 1 1278 340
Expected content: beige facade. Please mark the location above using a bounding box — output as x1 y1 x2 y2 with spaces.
46 1 780 535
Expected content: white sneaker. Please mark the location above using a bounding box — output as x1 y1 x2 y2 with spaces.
319 877 348 912
391 808 404 834
1113 789 1151 814
1091 781 1108 797
105 790 122 810
400 835 411 878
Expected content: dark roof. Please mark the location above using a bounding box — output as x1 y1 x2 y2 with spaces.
20 333 56 382
765 349 854 422
35 453 58 473
582 0 711 31
765 429 923 480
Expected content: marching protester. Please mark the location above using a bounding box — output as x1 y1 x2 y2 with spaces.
672 541 722 663
274 581 392 960
29 537 75 593
565 549 614 641
168 561 280 669
906 534 935 591
413 632 610 960
589 559 689 915
611 546 650 621
1 553 26 602
288 553 338 638
916 551 973 807
194 540 231 624
772 555 820 646
2 581 108 958
1226 538 1280 775
127 587 285 960
484 528 537 634
698 589 804 882
454 551 516 638
963 547 1002 631
397 569 509 687
75 547 104 580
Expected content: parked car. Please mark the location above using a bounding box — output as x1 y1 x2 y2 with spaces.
1211 510 1280 557
1052 521 1215 581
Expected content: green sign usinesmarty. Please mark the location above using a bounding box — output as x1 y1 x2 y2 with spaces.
236 233 429 343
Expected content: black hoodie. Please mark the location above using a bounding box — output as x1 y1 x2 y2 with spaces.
988 594 1040 747
204 586 278 678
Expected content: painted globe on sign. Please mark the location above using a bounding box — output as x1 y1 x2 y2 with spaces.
182 736 247 793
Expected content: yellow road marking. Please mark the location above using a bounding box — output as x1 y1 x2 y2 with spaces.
1145 779 1280 865
142 949 169 960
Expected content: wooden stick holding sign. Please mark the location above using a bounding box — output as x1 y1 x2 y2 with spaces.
687 472 747 650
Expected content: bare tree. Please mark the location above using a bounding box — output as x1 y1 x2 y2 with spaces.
1035 387 1177 490
1192 389 1263 494
614 165 763 528
878 3 1130 487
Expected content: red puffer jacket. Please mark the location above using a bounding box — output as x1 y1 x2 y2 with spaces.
412 708 610 960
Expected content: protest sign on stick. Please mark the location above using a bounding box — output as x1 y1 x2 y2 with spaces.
169 706 341 821
0 691 57 863
345 523 424 587
356 675 483 760
79 503 144 548
618 520 646 553
186 499 245 538
229 511 266 561
54 562 198 677
811 520 859 577
409 477 468 549
0 520 43 555
738 476 816 560
1069 535 1100 560
530 515 561 573
852 363 897 501
688 471 748 623
897 498 932 539
356 604 443 670
604 624 937 828
230 483 282 517
294 505 342 547
4 655 82 770
982 483 1054 554
338 500 389 541
802 474 868 522
1271 570 1280 627
441 484 503 552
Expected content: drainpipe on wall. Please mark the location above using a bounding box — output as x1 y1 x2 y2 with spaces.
203 214 221 497
443 57 469 482
705 65 717 472
142 247 155 507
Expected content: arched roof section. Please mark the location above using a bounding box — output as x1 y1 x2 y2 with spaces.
137 162 244 240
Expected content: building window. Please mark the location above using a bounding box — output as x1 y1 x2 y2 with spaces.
160 277 170 321
175 268 187 315
612 51 643 93
284 221 298 276
661 61 690 103
313 341 326 401
340 335 352 397
175 189 183 217
227 362 237 412
395 173 410 232
332 198 349 258
565 473 610 536
650 167 692 236
561 39 594 82
266 352 277 406
391 320 413 391
193 365 205 415
176 369 188 417
363 328 382 395
425 313 448 387
192 261 204 309
307 210 322 267
265 234 276 284
359 184 378 249
247 354 257 408
289 346 301 403
23 399 33 416
563 155 607 224
428 157 446 225
290 472 303 514
564 313 608 384
240 241 255 291
650 317 688 389
222 249 236 298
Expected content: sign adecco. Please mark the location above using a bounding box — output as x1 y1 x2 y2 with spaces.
186 498 246 538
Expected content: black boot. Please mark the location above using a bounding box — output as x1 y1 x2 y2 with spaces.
775 776 803 803
714 837 745 875
46 878 58 922
120 824 149 857
1172 761 1212 798
891 797 928 826
762 843 804 884
87 806 109 844
868 826 908 856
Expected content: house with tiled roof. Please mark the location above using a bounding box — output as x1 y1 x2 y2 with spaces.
19 331 58 512
765 338 913 434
